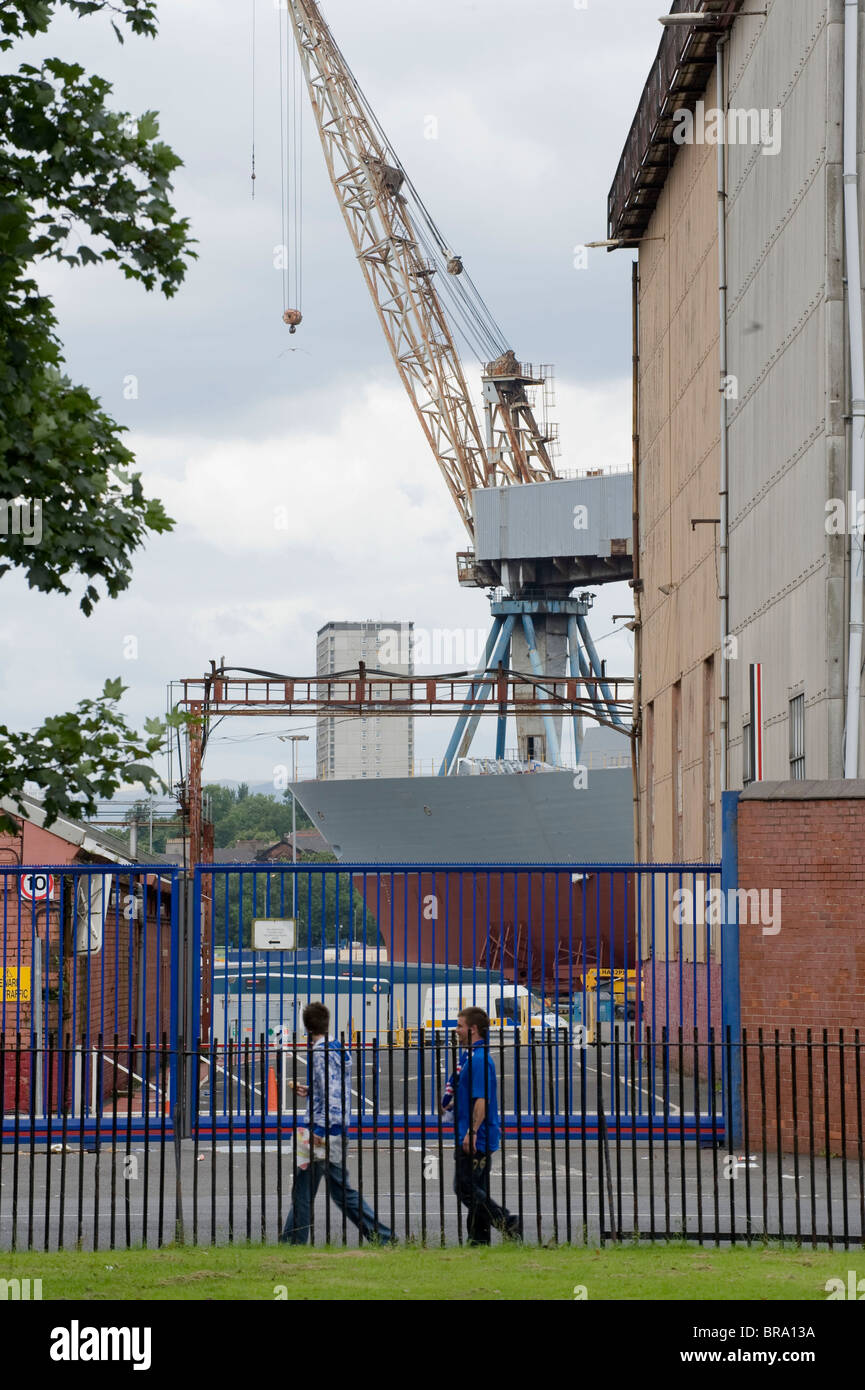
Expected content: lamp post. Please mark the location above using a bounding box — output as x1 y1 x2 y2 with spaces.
657 10 766 25
280 734 309 915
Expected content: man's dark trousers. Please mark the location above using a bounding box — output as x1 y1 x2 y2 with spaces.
454 1150 515 1244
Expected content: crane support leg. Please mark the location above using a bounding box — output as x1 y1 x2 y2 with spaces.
566 616 584 764
520 613 562 767
438 615 515 774
576 615 626 728
495 630 511 759
569 617 616 726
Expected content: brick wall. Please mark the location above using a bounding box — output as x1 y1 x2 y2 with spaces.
737 786 865 1152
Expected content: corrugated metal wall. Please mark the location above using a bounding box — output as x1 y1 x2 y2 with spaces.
472 475 632 562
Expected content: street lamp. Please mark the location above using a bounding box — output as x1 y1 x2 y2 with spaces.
582 236 665 250
279 734 309 914
658 9 766 23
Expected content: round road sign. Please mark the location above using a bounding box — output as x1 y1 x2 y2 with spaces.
20 871 54 902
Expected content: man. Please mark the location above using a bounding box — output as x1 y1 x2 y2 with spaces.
280 1001 393 1244
442 1006 521 1245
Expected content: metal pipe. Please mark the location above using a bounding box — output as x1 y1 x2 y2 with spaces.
520 614 562 765
717 35 730 793
844 0 865 776
631 257 643 861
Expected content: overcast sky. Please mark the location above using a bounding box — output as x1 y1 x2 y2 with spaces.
3 0 663 788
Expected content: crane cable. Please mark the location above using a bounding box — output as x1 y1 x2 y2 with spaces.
279 1 303 327
250 0 256 198
292 15 303 315
278 2 287 314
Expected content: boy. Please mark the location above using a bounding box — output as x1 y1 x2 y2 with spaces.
280 1001 393 1244
442 1006 521 1244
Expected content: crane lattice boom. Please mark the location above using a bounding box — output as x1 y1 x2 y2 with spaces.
285 0 556 541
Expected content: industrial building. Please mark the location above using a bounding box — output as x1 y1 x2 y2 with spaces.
609 0 864 861
315 620 414 779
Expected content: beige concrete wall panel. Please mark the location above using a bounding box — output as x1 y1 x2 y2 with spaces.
639 341 670 469
728 566 829 781
729 419 828 637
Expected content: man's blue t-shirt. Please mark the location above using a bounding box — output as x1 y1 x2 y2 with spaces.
454 1042 501 1153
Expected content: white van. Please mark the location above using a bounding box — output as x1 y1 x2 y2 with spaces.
421 983 567 1040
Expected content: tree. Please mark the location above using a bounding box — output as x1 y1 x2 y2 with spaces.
0 1 195 831
204 786 313 849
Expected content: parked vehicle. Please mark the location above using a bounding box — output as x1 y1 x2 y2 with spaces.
422 982 568 1039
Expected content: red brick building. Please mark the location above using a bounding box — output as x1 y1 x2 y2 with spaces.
1 795 176 1112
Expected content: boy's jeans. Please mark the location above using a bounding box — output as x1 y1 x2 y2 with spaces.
280 1158 392 1244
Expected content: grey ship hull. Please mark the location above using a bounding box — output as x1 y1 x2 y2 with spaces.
289 770 635 985
289 767 634 865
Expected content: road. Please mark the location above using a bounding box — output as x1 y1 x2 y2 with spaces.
1 1138 861 1251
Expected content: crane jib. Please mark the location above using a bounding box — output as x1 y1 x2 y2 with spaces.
284 0 558 543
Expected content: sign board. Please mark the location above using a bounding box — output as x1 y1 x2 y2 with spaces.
3 967 31 1002
75 874 111 955
20 872 54 902
253 919 296 951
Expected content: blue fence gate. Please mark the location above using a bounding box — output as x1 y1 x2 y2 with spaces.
192 861 729 1142
1 861 731 1142
1 863 180 1142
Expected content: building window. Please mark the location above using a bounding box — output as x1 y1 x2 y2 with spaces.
789 693 805 779
743 716 752 785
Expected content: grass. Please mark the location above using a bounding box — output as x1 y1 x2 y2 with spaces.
1 1243 859 1300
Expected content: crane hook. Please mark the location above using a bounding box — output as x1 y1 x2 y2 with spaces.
283 308 302 334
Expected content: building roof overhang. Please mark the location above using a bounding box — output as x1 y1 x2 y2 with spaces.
0 793 175 869
607 1 745 245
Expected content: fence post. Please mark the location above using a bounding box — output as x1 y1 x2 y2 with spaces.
721 790 743 1147
173 872 196 1139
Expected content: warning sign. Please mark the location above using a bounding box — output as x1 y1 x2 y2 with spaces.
3 967 31 1002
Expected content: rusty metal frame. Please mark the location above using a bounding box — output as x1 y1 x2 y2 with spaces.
175 661 634 865
177 665 633 720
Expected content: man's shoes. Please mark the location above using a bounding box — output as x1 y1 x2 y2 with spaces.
503 1216 523 1242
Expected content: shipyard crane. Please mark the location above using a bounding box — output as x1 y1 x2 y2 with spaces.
283 0 631 769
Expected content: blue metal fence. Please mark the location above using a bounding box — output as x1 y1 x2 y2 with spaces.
1 861 729 1141
1 864 179 1140
193 862 726 1140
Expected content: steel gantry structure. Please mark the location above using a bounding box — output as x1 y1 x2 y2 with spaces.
175 660 634 865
